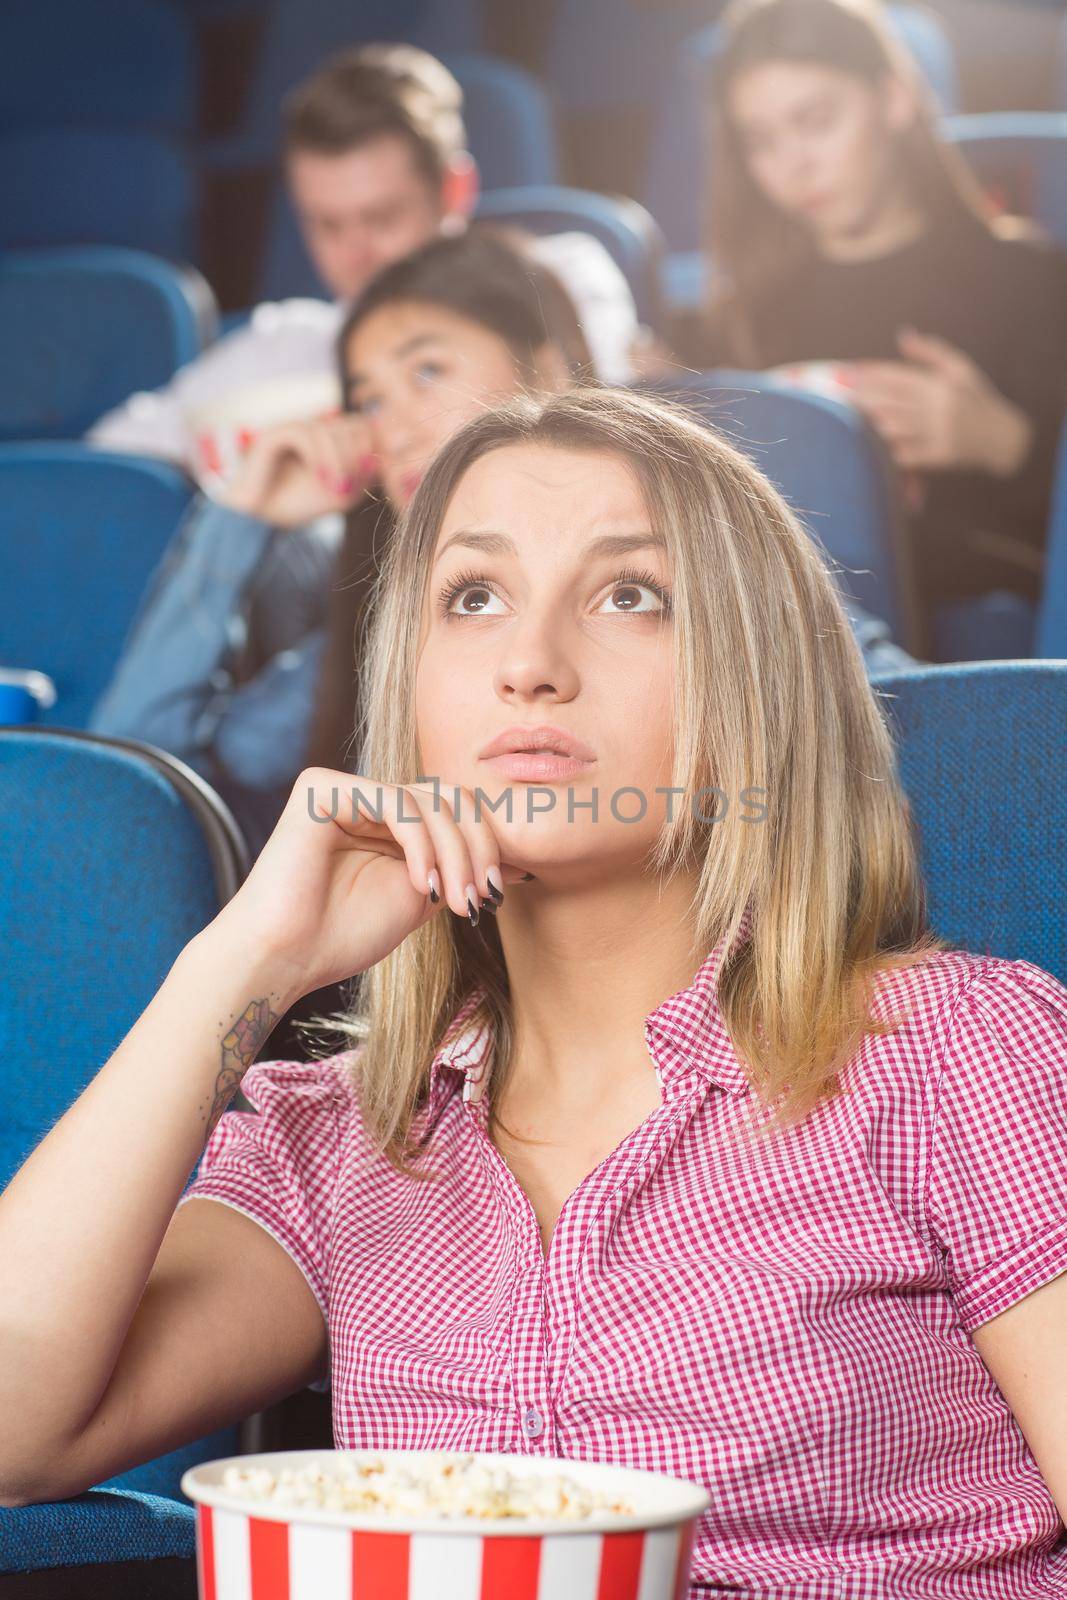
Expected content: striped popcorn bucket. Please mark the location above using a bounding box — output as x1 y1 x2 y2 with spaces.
182 1450 709 1600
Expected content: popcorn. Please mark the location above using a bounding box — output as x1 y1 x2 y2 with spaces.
219 1452 634 1522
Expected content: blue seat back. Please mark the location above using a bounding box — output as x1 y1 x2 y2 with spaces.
0 0 195 133
651 371 918 651
0 729 247 1505
442 54 558 191
0 446 192 726
875 662 1067 984
647 4 960 254
1036 417 1067 658
257 53 558 303
943 112 1067 249
547 0 709 116
0 248 215 441
475 185 664 331
0 129 197 260
230 0 484 166
0 1489 195 1574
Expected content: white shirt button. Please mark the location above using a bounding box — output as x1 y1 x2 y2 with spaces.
522 1407 544 1439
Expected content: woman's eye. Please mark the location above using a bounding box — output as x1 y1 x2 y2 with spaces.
799 101 836 134
414 361 447 386
596 580 670 615
445 584 507 617
353 393 382 418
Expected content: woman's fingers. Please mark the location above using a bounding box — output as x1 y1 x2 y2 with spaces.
300 774 525 919
410 781 523 917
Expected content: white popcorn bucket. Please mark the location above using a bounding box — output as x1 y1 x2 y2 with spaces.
182 1449 709 1600
190 371 343 496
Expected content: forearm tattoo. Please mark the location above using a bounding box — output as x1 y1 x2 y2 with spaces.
200 997 279 1144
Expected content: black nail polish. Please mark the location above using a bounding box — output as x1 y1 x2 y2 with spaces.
467 897 480 926
429 885 440 904
479 897 498 914
486 880 505 904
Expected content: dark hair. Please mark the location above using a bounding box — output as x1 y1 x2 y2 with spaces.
281 42 467 186
337 226 594 394
305 228 591 773
705 0 999 363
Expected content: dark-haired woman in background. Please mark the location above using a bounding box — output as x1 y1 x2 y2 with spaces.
92 221 912 864
679 0 1067 646
90 230 589 855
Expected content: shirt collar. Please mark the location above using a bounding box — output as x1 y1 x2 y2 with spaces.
426 904 755 1110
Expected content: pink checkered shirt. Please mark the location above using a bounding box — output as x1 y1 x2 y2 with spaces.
181 928 1067 1597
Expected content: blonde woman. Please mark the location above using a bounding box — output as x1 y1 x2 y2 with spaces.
2 389 1065 1595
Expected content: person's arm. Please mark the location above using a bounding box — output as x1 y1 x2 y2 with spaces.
532 231 640 385
88 499 285 780
0 931 322 1505
212 629 327 789
0 768 531 1504
86 379 195 469
86 302 346 475
840 595 920 677
925 958 1067 1525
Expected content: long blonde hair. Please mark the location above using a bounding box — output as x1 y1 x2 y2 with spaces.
322 386 944 1173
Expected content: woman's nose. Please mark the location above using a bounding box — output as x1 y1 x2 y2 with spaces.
492 612 580 703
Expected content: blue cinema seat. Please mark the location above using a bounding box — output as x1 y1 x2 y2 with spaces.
943 111 1067 250
0 446 192 728
0 0 195 133
0 248 216 442
873 662 1067 985
1035 418 1067 659
0 727 249 1578
648 370 921 654
0 129 199 262
475 186 666 333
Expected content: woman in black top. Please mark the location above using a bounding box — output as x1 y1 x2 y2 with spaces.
680 0 1067 636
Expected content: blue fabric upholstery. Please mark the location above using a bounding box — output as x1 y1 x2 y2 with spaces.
442 55 559 192
0 0 195 133
102 1431 242 1501
943 112 1067 249
0 247 215 441
0 445 191 727
873 662 1067 984
0 1491 195 1573
218 0 483 169
0 729 245 1566
932 592 1038 663
0 729 241 1184
646 5 959 259
548 0 710 119
1036 419 1067 657
0 129 197 260
256 55 558 303
648 371 919 652
475 185 665 331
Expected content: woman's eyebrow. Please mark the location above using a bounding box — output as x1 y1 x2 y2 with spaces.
346 335 445 391
432 529 666 566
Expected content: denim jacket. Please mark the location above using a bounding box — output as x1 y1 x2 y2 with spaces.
89 498 343 845
89 495 915 853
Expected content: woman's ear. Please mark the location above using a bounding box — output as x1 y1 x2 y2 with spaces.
883 72 921 136
530 342 575 394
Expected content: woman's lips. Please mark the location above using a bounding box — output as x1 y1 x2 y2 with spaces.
481 752 595 782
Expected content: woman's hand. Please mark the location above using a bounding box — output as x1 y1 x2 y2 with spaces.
209 769 533 1005
222 415 380 527
844 329 1033 478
